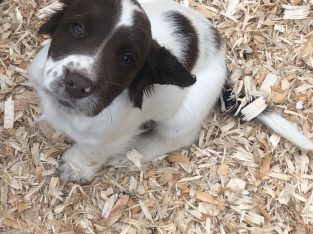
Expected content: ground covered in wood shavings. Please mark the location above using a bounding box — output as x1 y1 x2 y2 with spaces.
1 0 313 233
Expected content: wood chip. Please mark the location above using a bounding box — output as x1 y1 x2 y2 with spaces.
167 154 190 163
139 200 153 221
226 178 246 192
255 155 271 179
260 73 278 95
31 142 40 166
167 153 192 172
240 97 267 121
100 187 114 200
102 194 118 219
178 176 203 182
196 191 225 209
217 164 229 176
104 195 129 225
4 96 15 129
282 4 310 20
126 148 143 169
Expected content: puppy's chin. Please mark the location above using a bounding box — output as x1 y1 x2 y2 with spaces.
46 91 103 117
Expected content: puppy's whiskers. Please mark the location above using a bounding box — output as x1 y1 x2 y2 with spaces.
103 81 124 88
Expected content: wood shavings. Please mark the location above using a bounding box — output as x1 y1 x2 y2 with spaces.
167 153 192 172
282 4 310 20
1 0 313 232
139 200 153 222
17 200 31 214
100 187 114 200
226 178 246 193
223 0 239 22
216 164 229 176
277 184 294 205
104 195 129 225
129 176 138 192
178 175 203 182
268 172 292 181
15 7 23 23
240 97 267 121
196 191 225 209
269 133 281 148
306 57 313 68
274 24 286 33
4 96 15 129
300 35 313 58
31 142 40 166
255 155 271 179
102 194 118 219
36 1 64 19
260 73 278 95
126 148 143 169
24 180 46 201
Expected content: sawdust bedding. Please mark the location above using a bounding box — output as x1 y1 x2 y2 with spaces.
1 0 313 233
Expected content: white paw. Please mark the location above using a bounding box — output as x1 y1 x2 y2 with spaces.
58 162 97 185
58 145 100 185
106 155 131 168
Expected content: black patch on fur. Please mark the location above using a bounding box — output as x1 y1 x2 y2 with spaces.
165 11 199 71
128 41 196 109
221 84 239 113
140 120 157 135
220 83 268 122
39 0 123 60
129 0 142 8
211 26 222 50
38 0 70 35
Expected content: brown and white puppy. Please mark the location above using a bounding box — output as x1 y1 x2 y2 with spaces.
32 0 198 116
29 0 313 184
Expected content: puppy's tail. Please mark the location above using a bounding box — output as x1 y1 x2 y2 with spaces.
221 84 313 151
257 111 313 150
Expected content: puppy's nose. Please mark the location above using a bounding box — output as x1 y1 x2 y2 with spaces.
64 72 92 98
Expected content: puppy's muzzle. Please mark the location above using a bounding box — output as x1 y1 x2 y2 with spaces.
64 72 92 99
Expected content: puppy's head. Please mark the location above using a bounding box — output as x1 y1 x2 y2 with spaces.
37 0 196 116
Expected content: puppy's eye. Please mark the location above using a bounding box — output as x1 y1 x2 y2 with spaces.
71 23 84 37
121 54 135 65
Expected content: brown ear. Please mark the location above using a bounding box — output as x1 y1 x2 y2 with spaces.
128 41 196 108
38 1 71 35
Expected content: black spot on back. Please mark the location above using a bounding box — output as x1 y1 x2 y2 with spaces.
139 120 157 135
165 11 199 71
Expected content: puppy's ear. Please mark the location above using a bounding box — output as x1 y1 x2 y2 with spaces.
141 42 196 87
129 42 196 108
38 1 70 35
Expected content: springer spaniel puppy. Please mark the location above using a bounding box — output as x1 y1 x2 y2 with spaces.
29 0 313 184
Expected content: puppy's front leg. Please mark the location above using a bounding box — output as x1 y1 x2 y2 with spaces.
133 123 201 163
58 144 103 185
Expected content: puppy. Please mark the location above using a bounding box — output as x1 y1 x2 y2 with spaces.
29 0 313 184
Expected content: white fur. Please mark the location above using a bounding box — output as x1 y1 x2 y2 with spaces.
117 0 142 27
